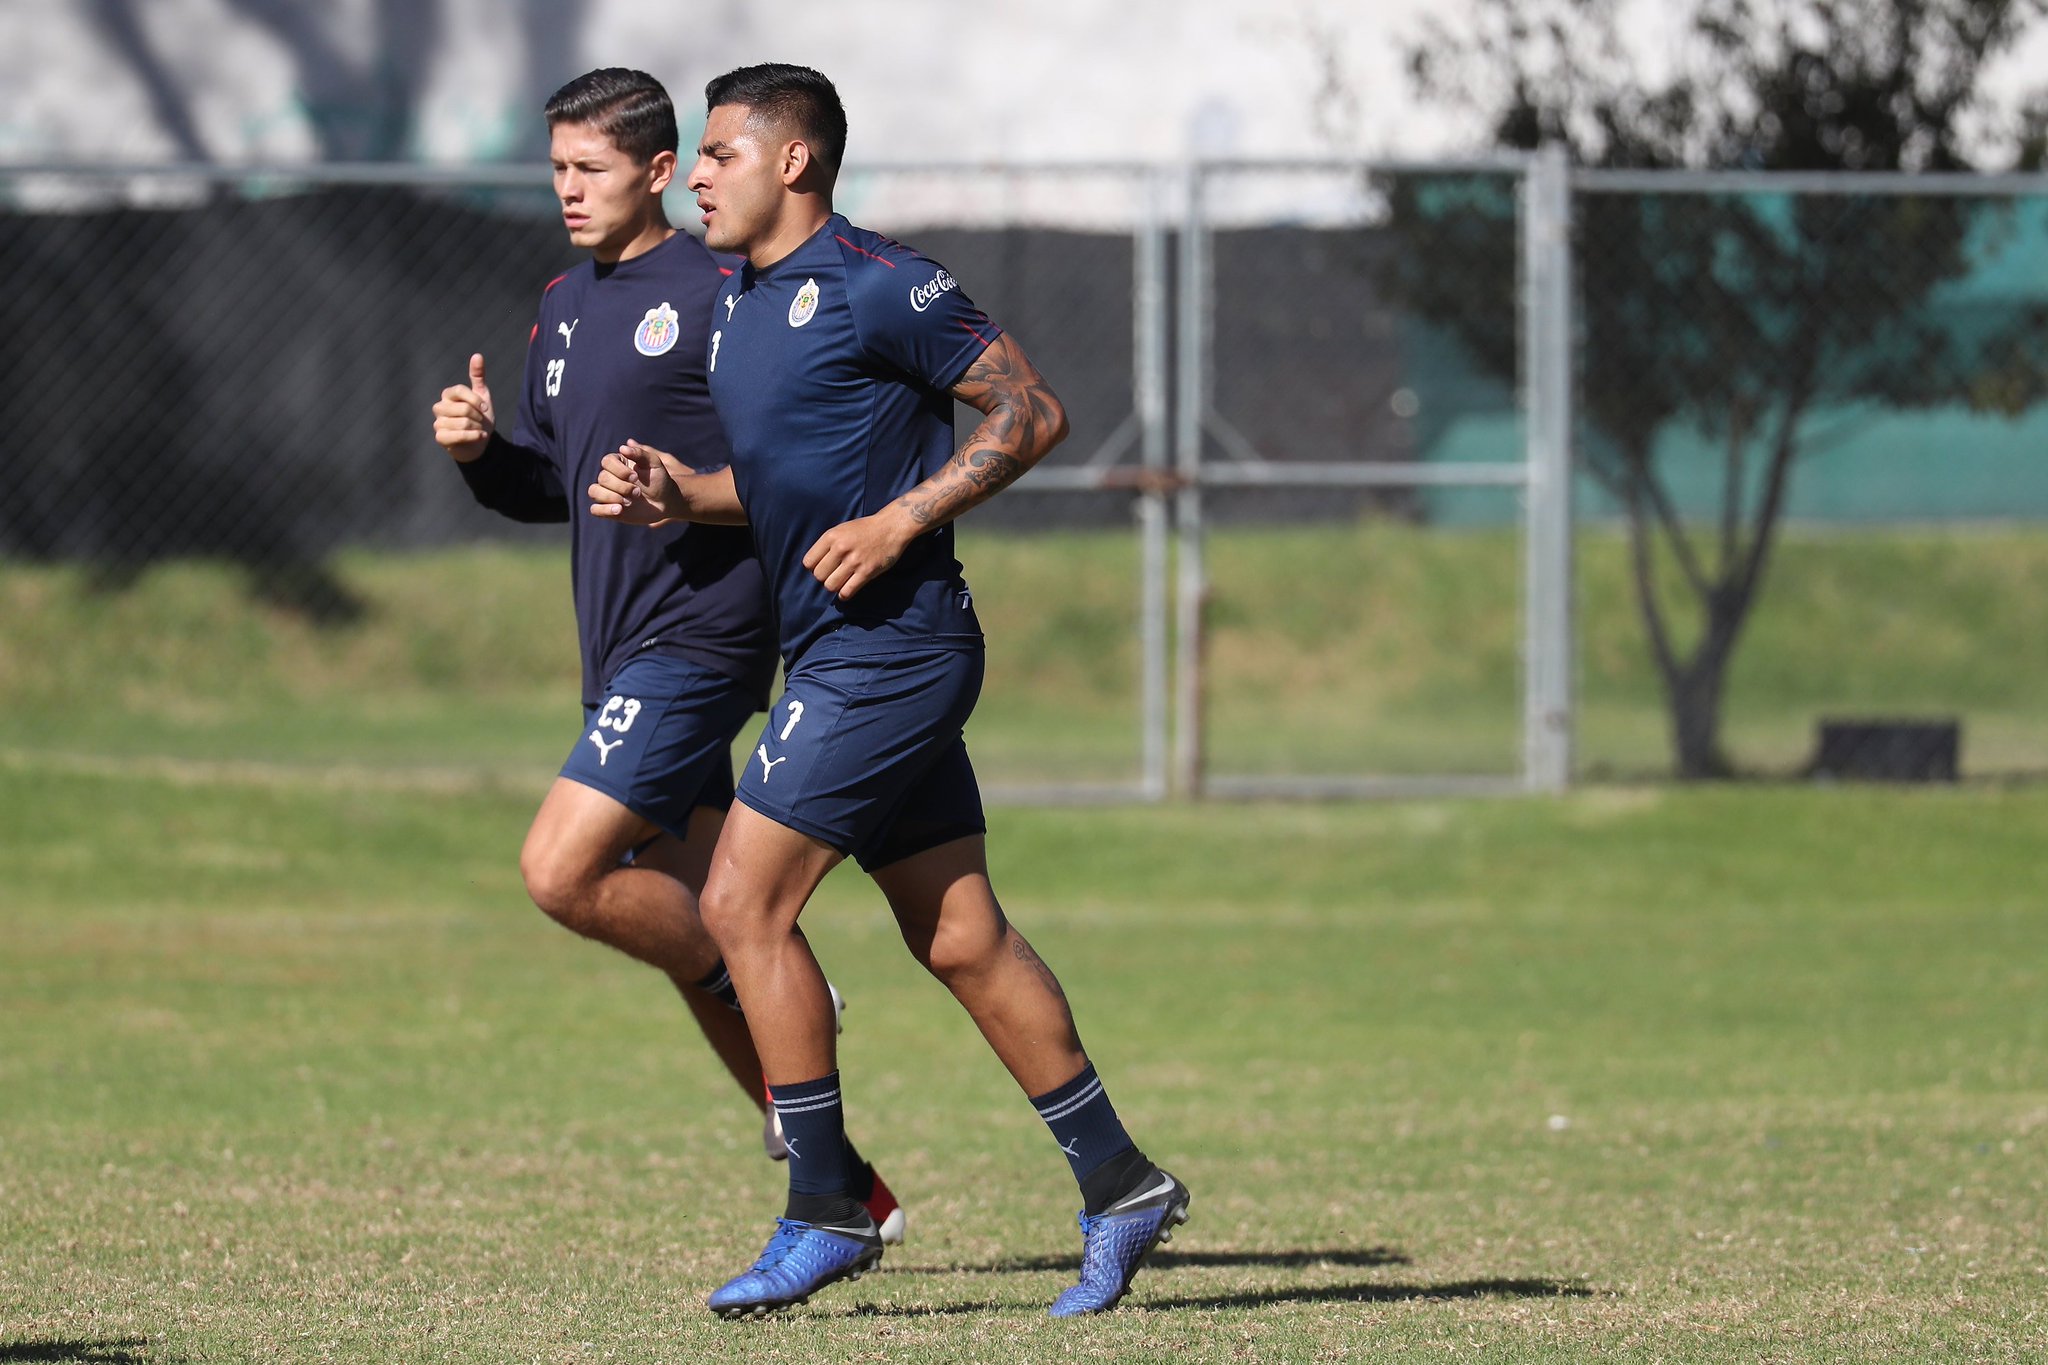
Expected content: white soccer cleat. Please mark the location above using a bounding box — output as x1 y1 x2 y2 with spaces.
866 1170 907 1245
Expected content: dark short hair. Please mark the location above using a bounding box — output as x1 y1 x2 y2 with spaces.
704 63 847 176
544 68 678 165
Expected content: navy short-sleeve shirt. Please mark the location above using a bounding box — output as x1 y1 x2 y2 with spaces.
706 214 1001 666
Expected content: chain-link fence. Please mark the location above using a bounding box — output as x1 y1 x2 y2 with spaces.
0 163 1171 799
1567 172 2048 780
0 169 569 597
7 159 2044 791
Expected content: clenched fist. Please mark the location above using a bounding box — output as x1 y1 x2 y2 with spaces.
803 507 919 600
589 441 679 525
432 353 496 462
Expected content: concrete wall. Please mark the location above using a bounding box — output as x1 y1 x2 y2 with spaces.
5 0 1458 166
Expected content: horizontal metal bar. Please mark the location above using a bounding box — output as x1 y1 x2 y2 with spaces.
1200 774 1530 801
1197 462 1530 488
0 159 1171 185
840 160 1163 177
1189 154 1535 176
21 160 2029 197
0 162 550 187
1012 461 1531 493
980 781 1158 806
1010 467 1155 492
0 155 1540 188
1575 167 2048 197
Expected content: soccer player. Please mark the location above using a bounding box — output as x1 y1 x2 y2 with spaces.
430 67 900 1241
589 63 1189 1319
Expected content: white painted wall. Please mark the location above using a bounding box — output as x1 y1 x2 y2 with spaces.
4 0 2042 167
2 0 1474 165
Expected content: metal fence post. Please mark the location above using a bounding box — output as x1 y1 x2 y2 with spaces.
1136 168 1172 801
1522 143 1575 792
1172 162 1209 799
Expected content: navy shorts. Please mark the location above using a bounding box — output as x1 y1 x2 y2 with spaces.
558 653 762 842
736 640 988 872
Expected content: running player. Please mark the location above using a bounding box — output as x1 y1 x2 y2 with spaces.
589 63 1187 1319
431 67 900 1241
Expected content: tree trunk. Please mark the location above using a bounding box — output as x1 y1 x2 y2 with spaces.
1668 656 1735 779
1665 593 1746 780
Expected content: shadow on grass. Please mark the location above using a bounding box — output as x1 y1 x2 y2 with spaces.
920 1246 1410 1276
0 1343 163 1365
843 1271 1594 1318
1150 1248 1412 1271
1136 1277 1597 1312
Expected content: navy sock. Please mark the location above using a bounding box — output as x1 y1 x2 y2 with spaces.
843 1139 874 1203
770 1072 854 1219
1031 1062 1136 1190
690 960 743 1013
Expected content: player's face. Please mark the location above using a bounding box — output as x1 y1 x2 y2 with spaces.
689 104 785 256
549 122 672 261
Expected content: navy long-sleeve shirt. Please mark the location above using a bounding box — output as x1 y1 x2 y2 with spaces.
458 231 776 708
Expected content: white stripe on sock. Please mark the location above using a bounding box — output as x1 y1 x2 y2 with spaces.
1035 1078 1104 1123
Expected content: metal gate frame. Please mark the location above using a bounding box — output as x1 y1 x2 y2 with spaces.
960 165 1175 805
1169 148 1576 798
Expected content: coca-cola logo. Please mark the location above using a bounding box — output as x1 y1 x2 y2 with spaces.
910 269 958 312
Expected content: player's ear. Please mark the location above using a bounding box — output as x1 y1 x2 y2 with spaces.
781 139 812 188
646 149 678 195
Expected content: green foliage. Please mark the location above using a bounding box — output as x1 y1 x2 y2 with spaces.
1390 0 2048 775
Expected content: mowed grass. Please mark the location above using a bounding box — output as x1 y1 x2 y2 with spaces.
5 523 2048 785
2 757 2045 1361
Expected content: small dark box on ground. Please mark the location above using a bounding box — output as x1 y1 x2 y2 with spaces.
1812 719 1960 782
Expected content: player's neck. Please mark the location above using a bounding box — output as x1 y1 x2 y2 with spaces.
746 199 833 271
596 214 676 266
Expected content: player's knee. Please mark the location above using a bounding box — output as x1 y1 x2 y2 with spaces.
912 914 1002 985
696 878 745 949
520 847 595 932
698 879 797 958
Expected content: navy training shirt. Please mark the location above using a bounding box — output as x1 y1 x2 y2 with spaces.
707 214 1001 666
458 230 777 708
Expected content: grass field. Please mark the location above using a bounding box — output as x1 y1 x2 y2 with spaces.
3 758 2045 1361
3 526 2046 1359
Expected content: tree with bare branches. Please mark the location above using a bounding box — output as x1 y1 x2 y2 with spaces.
1390 0 2048 776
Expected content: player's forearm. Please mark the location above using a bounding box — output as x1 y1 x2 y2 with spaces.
893 333 1069 531
663 464 748 525
457 434 570 523
893 393 1068 531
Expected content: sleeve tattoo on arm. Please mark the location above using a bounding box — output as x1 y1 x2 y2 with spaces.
900 336 1067 528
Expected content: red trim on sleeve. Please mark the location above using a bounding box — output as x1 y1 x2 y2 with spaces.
834 234 898 268
958 319 994 347
531 269 573 345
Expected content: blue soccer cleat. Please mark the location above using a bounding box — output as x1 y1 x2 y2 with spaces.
1049 1167 1191 1317
707 1212 884 1319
